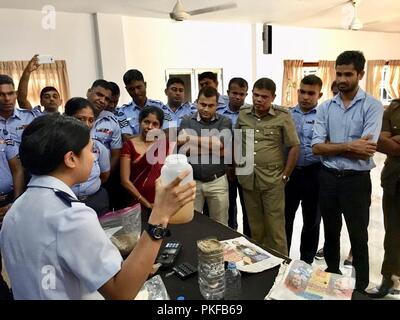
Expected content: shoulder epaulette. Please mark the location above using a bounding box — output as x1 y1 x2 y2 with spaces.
273 105 290 114
54 190 81 207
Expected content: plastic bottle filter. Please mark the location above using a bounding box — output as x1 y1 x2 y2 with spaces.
161 154 194 224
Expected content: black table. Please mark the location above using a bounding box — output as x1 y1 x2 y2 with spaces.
156 212 286 300
154 212 367 300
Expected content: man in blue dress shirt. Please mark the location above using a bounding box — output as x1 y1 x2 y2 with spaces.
312 51 384 293
161 77 196 129
217 77 251 236
116 69 164 138
285 75 323 264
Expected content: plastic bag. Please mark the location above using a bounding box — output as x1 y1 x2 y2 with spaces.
134 275 170 300
99 204 141 256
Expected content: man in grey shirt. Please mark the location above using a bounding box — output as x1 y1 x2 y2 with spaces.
179 86 232 226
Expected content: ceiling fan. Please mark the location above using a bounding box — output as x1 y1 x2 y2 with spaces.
169 0 237 21
347 0 363 30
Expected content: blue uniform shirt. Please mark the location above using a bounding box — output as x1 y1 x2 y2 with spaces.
0 135 19 194
0 108 37 146
217 95 229 109
311 88 383 171
160 102 197 129
72 140 110 197
216 103 251 129
115 99 165 135
0 175 122 299
92 111 122 150
290 105 320 167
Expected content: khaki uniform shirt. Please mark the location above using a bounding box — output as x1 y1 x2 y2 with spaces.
236 104 300 190
381 103 400 193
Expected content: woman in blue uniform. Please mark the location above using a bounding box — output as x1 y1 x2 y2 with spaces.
64 97 110 216
0 113 195 299
0 133 24 300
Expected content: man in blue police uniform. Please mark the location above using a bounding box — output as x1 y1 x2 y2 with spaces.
285 75 323 264
312 51 384 293
87 80 122 173
217 77 251 236
0 132 24 300
198 71 229 109
17 54 62 115
161 77 196 129
0 75 38 147
116 69 164 137
107 81 121 113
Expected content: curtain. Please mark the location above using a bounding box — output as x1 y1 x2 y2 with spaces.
365 60 386 100
282 60 303 107
0 60 70 107
386 60 400 99
316 60 336 100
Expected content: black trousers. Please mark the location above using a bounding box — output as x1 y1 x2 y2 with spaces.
103 164 130 211
285 163 321 264
80 187 110 217
319 167 371 291
381 185 400 279
228 177 251 237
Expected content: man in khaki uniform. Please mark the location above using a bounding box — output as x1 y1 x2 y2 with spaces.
371 99 400 298
236 78 300 255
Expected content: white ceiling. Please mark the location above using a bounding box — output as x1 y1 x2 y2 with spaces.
1 0 400 33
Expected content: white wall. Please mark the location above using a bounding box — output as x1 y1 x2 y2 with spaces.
2 8 400 107
122 17 254 104
0 8 99 99
255 24 400 104
94 13 129 103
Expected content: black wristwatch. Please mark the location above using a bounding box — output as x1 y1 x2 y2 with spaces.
146 223 171 240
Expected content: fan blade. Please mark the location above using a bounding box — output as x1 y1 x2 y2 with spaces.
292 0 350 23
187 2 237 16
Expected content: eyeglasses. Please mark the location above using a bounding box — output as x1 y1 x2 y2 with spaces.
2 129 8 136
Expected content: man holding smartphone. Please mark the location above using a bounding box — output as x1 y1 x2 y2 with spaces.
17 54 62 115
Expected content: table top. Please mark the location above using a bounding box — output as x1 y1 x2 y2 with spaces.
157 212 287 300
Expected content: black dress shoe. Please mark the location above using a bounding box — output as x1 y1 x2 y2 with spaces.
368 278 394 299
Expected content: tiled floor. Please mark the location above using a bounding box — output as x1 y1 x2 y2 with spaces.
237 153 399 299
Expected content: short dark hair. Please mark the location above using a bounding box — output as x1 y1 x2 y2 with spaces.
64 97 95 117
138 106 164 127
0 74 14 87
197 86 219 102
40 86 60 100
123 69 144 85
336 50 366 73
301 75 323 88
90 79 111 91
19 114 90 175
253 78 276 95
108 81 120 97
198 72 218 83
166 77 185 89
228 77 248 91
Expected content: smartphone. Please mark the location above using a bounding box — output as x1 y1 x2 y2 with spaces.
37 55 55 64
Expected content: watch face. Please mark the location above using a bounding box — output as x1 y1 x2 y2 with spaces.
153 227 164 239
